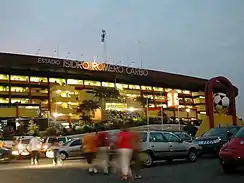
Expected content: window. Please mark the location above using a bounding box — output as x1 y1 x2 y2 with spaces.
84 80 101 86
234 127 244 138
141 86 152 90
163 133 180 143
140 132 147 142
0 74 9 80
116 83 128 89
70 140 81 146
153 87 164 92
102 82 115 88
149 132 167 142
10 75 28 81
67 79 83 85
49 78 66 85
183 90 191 94
58 137 67 144
0 86 9 92
30 77 48 83
229 127 241 136
129 85 140 90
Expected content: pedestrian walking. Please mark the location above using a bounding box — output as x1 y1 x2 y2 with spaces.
116 125 133 180
83 128 97 174
131 131 143 179
28 133 41 165
96 131 110 174
50 137 60 166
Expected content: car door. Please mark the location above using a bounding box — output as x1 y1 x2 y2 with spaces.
149 132 169 158
163 132 188 156
68 139 81 157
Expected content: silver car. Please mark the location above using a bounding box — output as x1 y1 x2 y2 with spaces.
140 131 201 167
58 138 82 160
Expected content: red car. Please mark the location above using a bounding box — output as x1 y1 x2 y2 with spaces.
219 126 244 173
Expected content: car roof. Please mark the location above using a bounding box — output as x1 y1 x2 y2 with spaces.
141 130 174 134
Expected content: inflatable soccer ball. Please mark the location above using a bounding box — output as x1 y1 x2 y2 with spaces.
213 93 230 112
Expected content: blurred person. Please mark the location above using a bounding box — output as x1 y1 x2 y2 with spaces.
28 133 41 165
0 132 4 148
96 130 110 174
131 131 142 179
116 124 133 180
50 137 60 166
83 128 97 174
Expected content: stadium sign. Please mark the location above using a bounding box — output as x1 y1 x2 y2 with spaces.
37 57 148 76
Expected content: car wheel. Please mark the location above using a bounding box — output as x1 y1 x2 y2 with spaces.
140 152 153 167
187 149 197 162
59 152 68 160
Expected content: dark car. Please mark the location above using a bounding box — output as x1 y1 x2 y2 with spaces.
219 127 244 173
0 147 11 163
194 126 241 155
173 131 196 142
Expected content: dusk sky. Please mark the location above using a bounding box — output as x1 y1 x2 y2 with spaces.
0 0 243 117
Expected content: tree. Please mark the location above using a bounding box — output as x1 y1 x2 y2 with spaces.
27 120 39 136
135 95 153 108
92 87 121 120
77 100 100 125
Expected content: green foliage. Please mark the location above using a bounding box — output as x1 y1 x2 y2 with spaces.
135 95 152 108
27 120 39 136
44 127 60 136
77 100 100 125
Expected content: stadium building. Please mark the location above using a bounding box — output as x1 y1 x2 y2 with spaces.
0 52 238 122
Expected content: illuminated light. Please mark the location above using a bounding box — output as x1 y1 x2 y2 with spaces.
186 108 191 113
16 122 21 127
56 90 61 93
200 112 206 114
17 144 23 150
56 102 62 104
127 107 136 112
53 112 58 118
69 113 72 116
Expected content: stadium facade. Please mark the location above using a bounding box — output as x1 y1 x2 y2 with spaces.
0 52 238 122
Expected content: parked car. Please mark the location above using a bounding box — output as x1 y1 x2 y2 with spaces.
194 126 241 155
219 126 244 173
40 136 73 153
139 131 201 167
173 131 196 142
0 147 11 163
56 138 82 160
12 136 34 157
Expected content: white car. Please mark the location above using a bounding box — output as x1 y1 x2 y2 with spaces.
12 136 37 156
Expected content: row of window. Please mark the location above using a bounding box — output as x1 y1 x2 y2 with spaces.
0 86 48 93
0 74 192 94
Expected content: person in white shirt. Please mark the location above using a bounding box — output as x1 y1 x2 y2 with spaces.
28 133 41 165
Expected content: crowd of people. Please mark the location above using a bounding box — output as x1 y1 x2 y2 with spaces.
82 125 143 180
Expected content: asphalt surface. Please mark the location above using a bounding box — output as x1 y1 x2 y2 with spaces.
0 158 243 183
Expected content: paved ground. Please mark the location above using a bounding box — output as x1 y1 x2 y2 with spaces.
0 158 243 183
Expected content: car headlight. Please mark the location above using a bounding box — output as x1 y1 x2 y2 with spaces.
17 144 23 150
213 138 220 144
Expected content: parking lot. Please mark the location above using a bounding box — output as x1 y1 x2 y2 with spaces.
0 158 243 183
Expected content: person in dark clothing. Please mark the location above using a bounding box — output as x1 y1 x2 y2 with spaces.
50 138 60 166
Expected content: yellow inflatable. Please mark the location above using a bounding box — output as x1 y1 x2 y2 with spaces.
196 114 243 137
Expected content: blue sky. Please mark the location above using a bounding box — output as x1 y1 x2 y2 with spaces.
0 0 243 117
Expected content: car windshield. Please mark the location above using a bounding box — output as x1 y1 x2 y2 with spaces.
234 127 244 138
202 128 227 137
